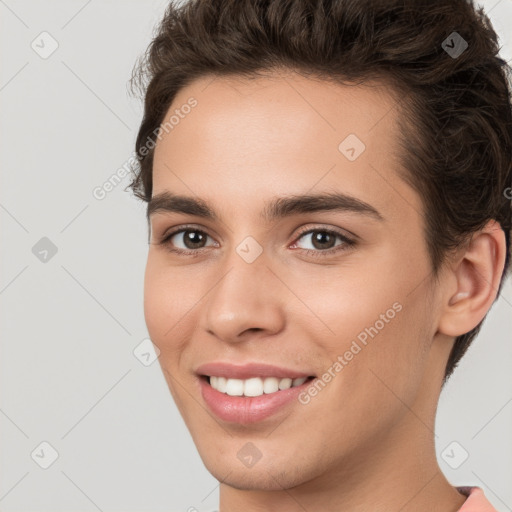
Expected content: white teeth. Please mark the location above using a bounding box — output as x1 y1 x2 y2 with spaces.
208 376 310 397
278 377 292 390
244 377 263 397
263 377 279 394
217 376 227 393
225 378 244 396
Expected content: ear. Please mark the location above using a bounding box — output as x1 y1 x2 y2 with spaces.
437 219 507 337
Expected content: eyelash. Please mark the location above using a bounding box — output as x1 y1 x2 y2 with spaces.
157 224 356 258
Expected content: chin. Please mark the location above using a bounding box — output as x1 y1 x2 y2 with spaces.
213 466 304 491
201 452 314 492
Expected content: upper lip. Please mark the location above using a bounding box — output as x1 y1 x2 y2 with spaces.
195 362 315 380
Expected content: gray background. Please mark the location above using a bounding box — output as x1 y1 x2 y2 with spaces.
1 0 511 510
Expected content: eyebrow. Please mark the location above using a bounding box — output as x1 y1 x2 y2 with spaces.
147 191 384 223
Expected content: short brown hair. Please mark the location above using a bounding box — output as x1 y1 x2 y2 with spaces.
128 0 512 384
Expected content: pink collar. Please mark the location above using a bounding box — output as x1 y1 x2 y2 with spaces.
456 486 497 512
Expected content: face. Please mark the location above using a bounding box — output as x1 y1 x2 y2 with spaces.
144 70 448 491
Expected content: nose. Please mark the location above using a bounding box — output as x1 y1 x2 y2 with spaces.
200 247 286 344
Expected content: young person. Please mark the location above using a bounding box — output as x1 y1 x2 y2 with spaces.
128 0 511 510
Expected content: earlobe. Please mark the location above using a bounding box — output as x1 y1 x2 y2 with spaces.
437 220 506 338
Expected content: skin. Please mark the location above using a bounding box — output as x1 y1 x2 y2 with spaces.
144 69 506 512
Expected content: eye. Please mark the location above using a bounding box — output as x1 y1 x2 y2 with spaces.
291 227 356 257
158 226 217 255
156 225 356 258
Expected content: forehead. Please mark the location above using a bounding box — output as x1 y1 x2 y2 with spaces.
152 70 422 223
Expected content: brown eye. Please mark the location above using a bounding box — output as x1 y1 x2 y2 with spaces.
160 227 216 253
292 228 356 258
178 230 208 249
309 231 337 250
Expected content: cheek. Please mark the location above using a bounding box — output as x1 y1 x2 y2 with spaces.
143 256 191 349
143 259 198 411
288 262 403 349
335 284 433 423
303 297 432 453
143 262 166 341
302 253 433 395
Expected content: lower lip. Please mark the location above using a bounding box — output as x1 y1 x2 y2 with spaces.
199 376 315 424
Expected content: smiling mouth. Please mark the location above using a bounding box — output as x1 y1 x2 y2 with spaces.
201 375 316 397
